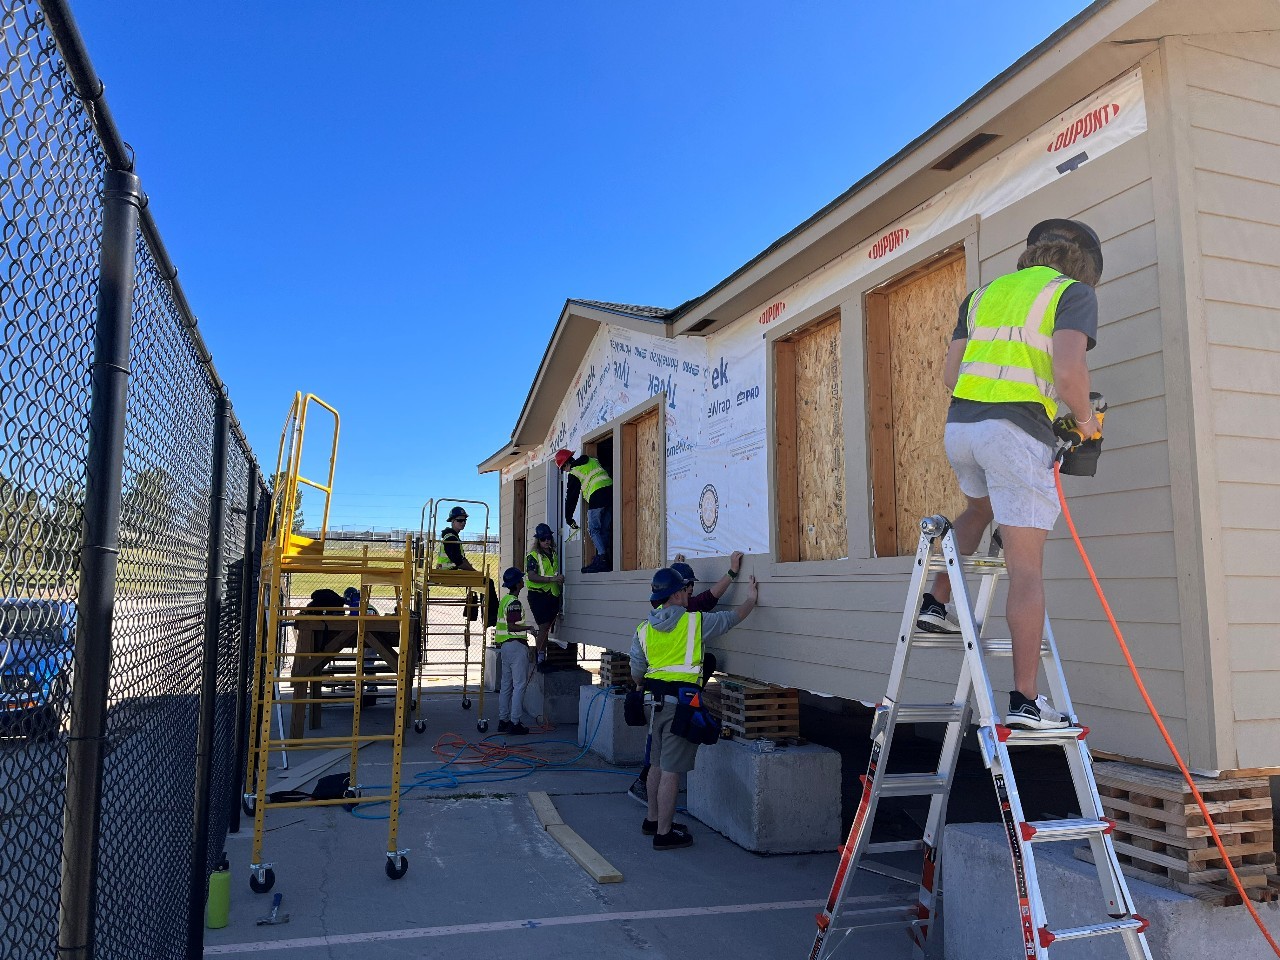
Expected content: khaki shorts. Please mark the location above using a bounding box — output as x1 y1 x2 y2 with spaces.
647 700 700 774
944 419 1060 531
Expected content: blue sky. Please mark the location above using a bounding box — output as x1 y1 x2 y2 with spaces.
72 0 1092 533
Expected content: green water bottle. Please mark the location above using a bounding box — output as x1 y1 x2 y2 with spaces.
206 858 230 929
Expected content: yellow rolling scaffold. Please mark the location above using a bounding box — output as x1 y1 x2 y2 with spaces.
411 499 492 734
242 393 415 892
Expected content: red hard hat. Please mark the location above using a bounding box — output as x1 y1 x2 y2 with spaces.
554 449 573 469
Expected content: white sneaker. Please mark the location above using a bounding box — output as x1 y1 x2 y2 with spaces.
1005 693 1071 730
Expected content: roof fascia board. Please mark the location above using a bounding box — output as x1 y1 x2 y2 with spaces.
568 302 673 336
478 442 520 475
670 0 1157 336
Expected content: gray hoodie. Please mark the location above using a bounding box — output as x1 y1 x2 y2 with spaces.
629 603 738 683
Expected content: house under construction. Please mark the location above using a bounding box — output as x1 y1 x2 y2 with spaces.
480 0 1280 778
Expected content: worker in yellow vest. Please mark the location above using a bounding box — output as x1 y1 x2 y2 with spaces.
918 217 1104 732
555 448 613 573
629 566 758 850
495 567 532 735
524 523 565 668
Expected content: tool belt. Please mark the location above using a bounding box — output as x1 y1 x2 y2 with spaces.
640 679 721 745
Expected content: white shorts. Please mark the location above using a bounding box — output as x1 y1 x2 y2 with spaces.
944 419 1059 531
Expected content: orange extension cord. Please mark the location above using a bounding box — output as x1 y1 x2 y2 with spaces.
1055 462 1280 955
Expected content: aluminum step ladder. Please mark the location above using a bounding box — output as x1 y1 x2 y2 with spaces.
809 514 1152 960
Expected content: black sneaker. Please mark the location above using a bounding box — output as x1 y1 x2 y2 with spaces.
626 776 648 807
497 720 512 733
509 722 530 736
653 826 693 850
917 593 960 634
642 818 686 836
1004 691 1070 730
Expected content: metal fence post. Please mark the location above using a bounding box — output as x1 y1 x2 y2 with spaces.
188 391 230 956
229 462 259 835
56 167 142 960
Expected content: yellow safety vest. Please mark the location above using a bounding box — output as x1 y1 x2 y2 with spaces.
570 457 612 501
495 594 525 645
952 265 1077 422
434 529 461 569
525 549 561 597
637 611 703 685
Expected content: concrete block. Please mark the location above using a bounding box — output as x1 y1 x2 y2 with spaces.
943 822 1280 960
482 643 498 693
577 686 648 765
524 666 591 725
687 736 840 854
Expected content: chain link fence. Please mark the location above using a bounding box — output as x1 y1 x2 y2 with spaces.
1 2 267 957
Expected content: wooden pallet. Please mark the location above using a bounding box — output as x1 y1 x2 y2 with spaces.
1091 761 1276 891
715 676 800 740
1076 846 1278 907
598 651 632 688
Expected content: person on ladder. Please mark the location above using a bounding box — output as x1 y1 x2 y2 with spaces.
916 217 1104 731
555 448 613 573
496 567 532 735
525 523 566 669
629 566 758 849
435 506 476 571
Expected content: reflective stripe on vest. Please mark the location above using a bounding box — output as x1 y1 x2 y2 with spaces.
525 549 561 597
952 266 1075 421
637 611 702 685
434 530 459 569
570 458 612 501
495 593 525 645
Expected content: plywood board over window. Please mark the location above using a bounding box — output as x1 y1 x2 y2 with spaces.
775 313 846 562
621 407 663 570
865 252 969 556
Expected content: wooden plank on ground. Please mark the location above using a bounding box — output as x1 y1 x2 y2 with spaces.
528 791 564 829
547 823 623 884
267 742 369 794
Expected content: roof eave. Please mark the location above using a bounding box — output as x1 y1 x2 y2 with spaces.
668 0 1154 335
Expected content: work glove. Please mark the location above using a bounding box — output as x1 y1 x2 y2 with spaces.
566 518 579 530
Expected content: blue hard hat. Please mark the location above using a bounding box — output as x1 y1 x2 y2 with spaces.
502 567 524 590
650 567 687 604
342 587 361 604
448 506 469 522
534 523 554 541
670 562 696 586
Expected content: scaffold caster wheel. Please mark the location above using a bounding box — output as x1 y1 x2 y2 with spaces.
476 719 489 733
249 868 275 894
385 855 409 880
414 719 426 734
461 697 472 710
342 784 361 813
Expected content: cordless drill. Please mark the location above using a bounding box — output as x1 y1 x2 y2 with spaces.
1053 392 1107 476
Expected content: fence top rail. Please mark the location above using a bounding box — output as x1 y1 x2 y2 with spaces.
36 0 264 489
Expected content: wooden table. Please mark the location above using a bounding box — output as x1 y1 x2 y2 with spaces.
289 616 415 739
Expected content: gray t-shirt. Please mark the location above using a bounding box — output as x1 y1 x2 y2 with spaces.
947 277 1098 447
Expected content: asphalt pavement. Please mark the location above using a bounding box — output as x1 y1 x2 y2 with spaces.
206 688 921 960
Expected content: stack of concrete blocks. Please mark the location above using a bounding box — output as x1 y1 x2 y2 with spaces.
523 664 591 725
576 684 647 765
943 823 1280 959
688 736 840 854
